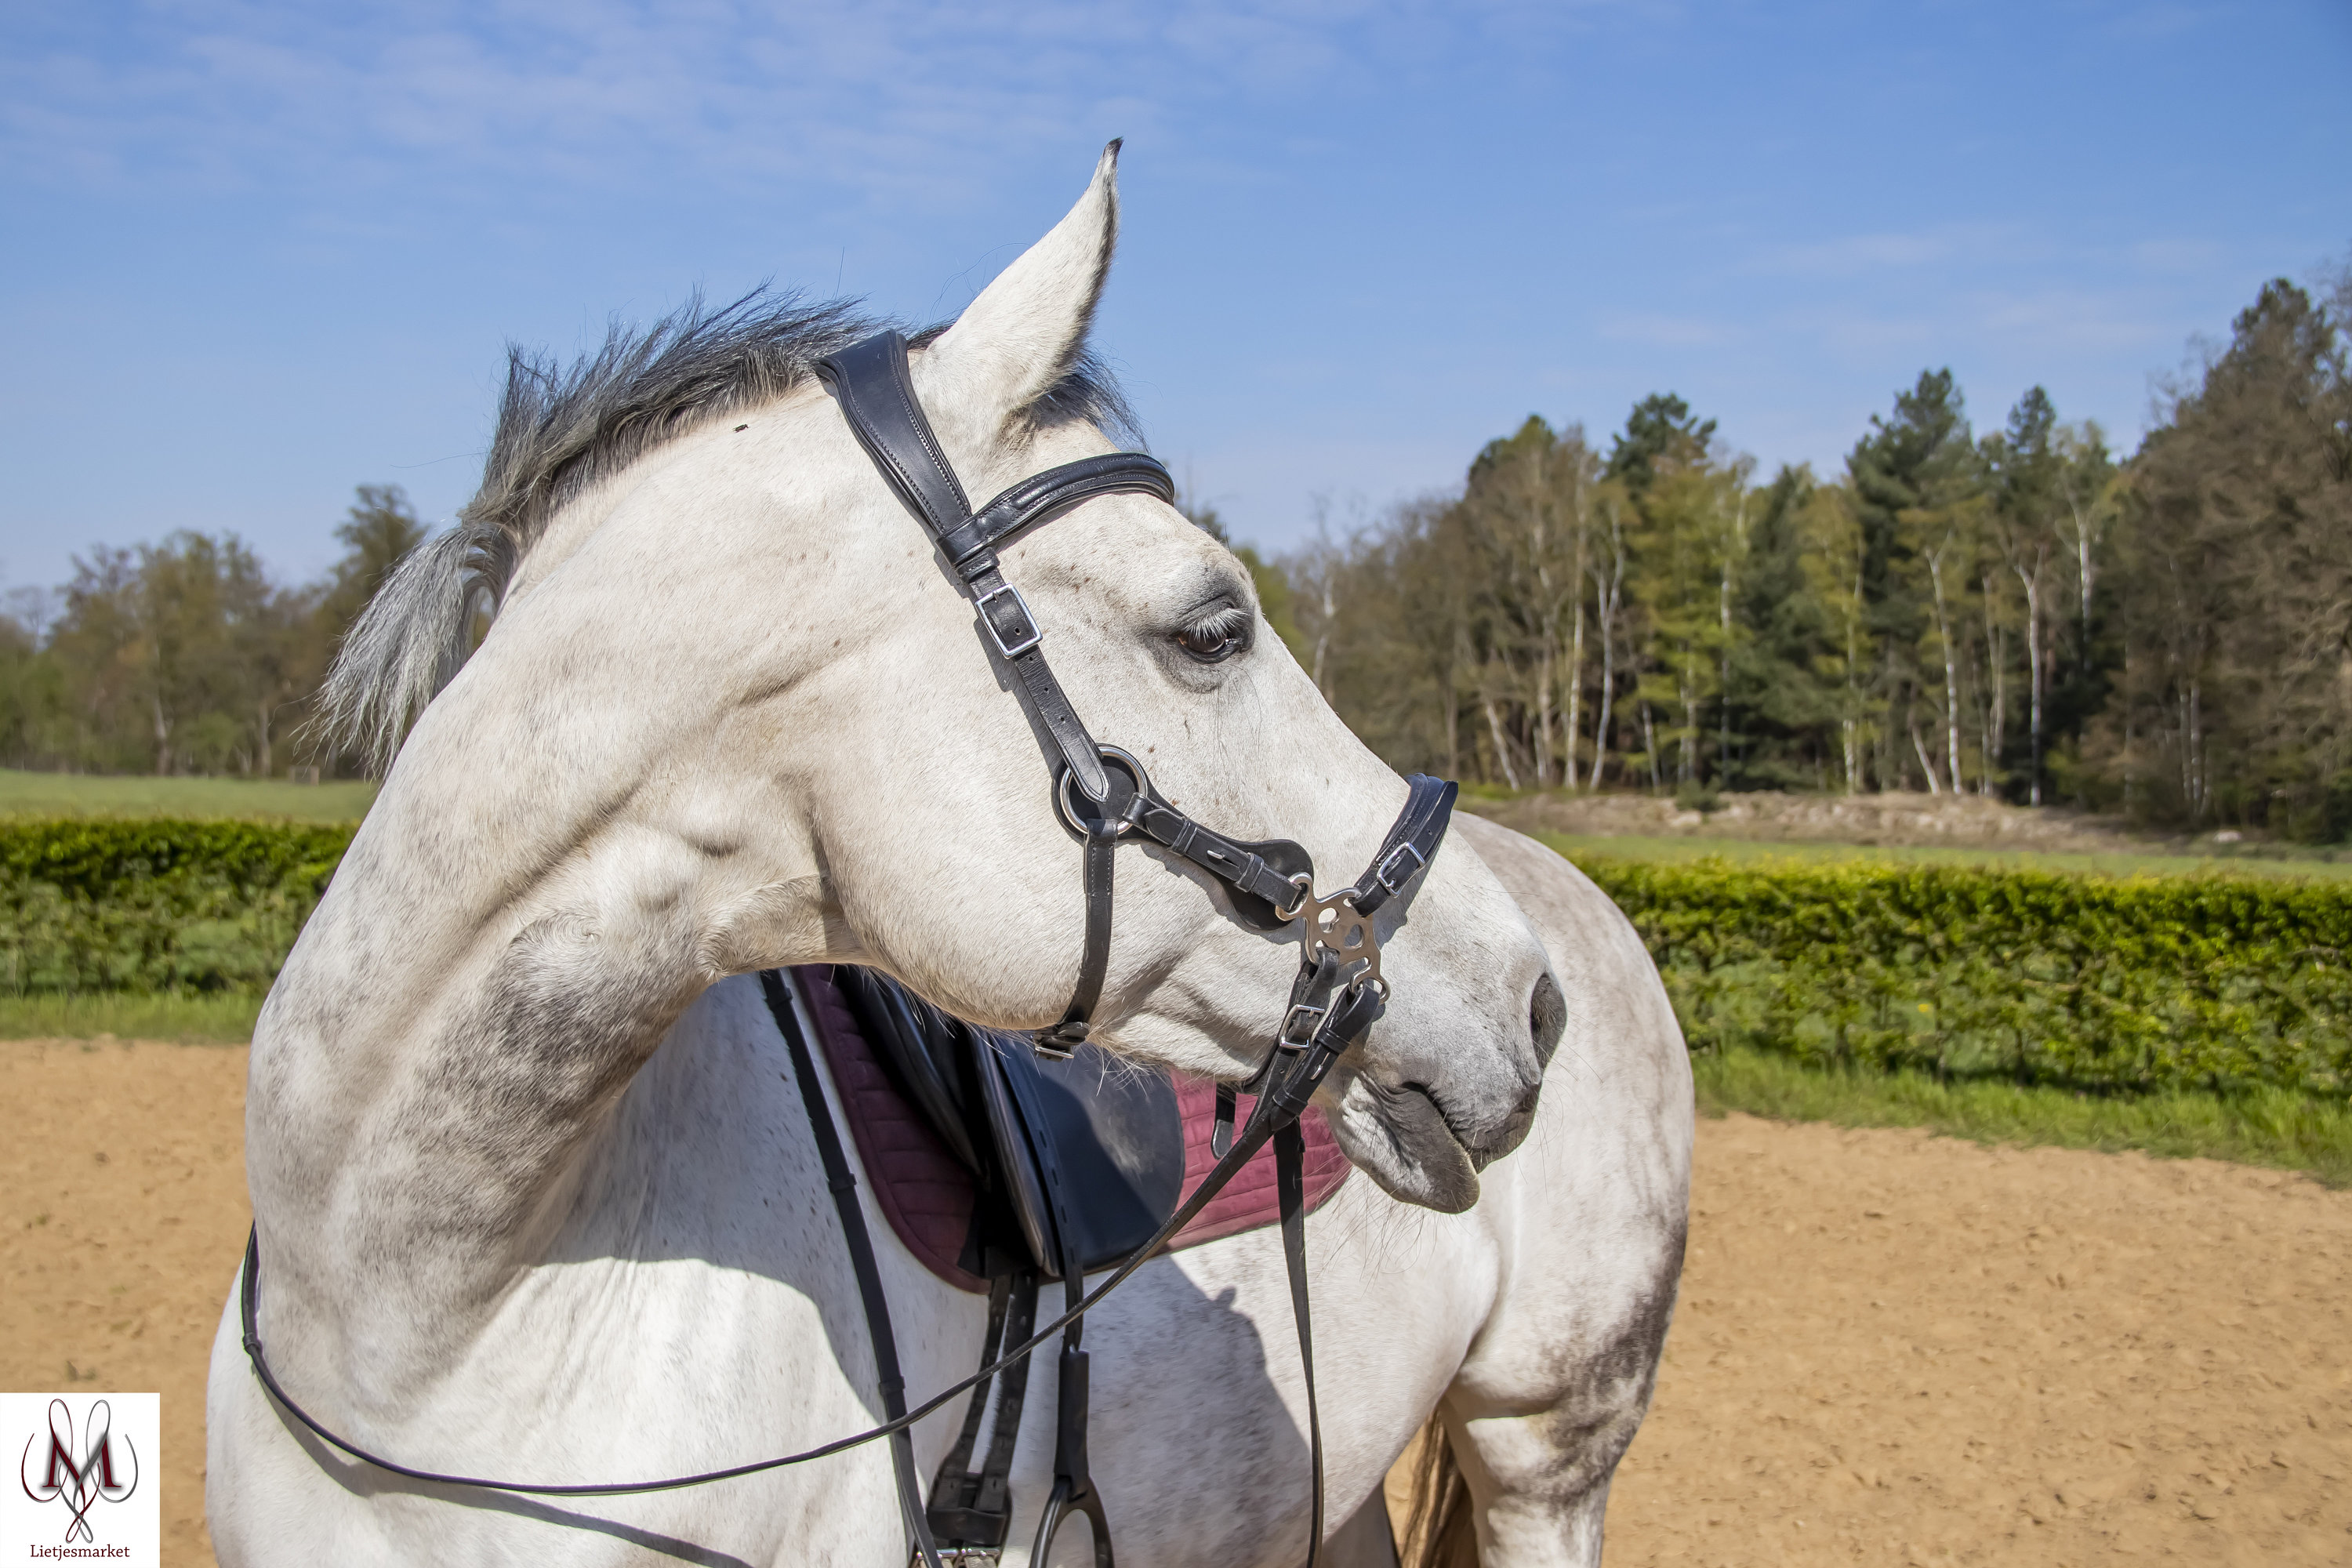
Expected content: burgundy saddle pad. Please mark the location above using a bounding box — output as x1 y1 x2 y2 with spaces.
793 966 1352 1293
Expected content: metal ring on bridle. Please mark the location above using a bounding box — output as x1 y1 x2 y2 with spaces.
1051 743 1149 840
1274 872 1315 923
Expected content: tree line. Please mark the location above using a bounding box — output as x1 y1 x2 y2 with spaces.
4 266 2345 834
0 488 426 778
1266 267 2351 836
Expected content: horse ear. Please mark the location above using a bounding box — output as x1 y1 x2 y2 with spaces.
915 143 1120 445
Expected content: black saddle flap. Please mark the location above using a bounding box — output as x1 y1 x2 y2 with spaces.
974 1033 1185 1279
834 965 985 1174
833 967 1187 1280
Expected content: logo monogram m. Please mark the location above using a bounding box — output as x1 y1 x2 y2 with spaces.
17 1398 139 1544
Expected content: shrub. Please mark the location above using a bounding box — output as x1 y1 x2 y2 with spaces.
10 818 2352 1103
0 818 354 996
1582 858 2352 1098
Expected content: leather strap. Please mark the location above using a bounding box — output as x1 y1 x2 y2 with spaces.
815 332 971 537
1119 791 1314 932
757 971 946 1568
976 1273 1040 1538
1039 818 1120 1055
927 1270 1011 1542
1347 775 1458 919
1215 950 1345 1156
818 331 1174 810
925 1267 1040 1550
964 552 1114 804
1276 1121 1324 1568
941 452 1175 568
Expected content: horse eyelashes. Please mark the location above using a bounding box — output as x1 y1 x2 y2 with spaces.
1175 605 1250 661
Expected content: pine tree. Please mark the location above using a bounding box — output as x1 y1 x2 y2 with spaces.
1846 370 1980 790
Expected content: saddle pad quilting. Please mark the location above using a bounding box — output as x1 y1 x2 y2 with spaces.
1166 1076 1352 1250
793 967 1350 1293
798 969 987 1291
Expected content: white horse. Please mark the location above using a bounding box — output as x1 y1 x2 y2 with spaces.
206 146 1690 1566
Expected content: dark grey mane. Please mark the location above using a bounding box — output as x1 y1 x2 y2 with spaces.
317 286 1138 772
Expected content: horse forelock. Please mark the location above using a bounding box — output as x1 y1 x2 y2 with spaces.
314 286 1139 775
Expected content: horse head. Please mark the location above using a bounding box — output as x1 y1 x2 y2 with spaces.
315 145 1558 1216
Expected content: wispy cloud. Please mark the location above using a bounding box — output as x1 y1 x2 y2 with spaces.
1781 282 2171 365
1969 288 2167 353
1597 311 1741 347
0 1 1659 214
1752 223 2033 279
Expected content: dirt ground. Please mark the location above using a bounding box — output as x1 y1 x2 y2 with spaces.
6 1041 2350 1566
3 1040 247 1566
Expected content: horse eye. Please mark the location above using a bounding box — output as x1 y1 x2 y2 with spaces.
1175 609 1248 662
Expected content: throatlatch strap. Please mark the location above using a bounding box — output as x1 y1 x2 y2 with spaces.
758 971 946 1568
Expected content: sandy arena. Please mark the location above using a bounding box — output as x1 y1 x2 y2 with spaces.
6 1038 2350 1565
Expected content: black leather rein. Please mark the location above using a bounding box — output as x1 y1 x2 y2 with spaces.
236 329 1457 1567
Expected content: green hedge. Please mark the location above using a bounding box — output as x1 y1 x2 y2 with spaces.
1 818 354 995
1582 858 2352 1099
9 819 2351 1101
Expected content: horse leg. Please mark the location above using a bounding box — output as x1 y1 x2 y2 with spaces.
1407 818 1690 1567
1425 1278 1678 1568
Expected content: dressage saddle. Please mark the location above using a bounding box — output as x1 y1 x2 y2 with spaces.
832 966 1187 1559
834 966 1187 1280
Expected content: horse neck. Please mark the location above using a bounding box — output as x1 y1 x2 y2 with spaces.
245 559 832 1405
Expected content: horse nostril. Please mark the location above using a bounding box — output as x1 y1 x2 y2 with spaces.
1529 971 1565 1070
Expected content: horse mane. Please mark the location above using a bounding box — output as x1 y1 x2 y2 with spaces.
316 285 1138 774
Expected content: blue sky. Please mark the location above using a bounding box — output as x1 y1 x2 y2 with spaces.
3 1 2347 593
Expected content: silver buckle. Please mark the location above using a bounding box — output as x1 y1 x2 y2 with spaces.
974 583 1042 659
1033 1020 1084 1061
1373 840 1426 896
1278 1001 1327 1050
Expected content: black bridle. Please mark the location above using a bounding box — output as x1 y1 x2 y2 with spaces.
815 332 1454 1058
236 330 1457 1567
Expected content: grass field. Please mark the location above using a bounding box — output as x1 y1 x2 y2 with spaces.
1537 829 2352 882
0 768 374 823
1693 1046 2352 1186
0 990 263 1044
